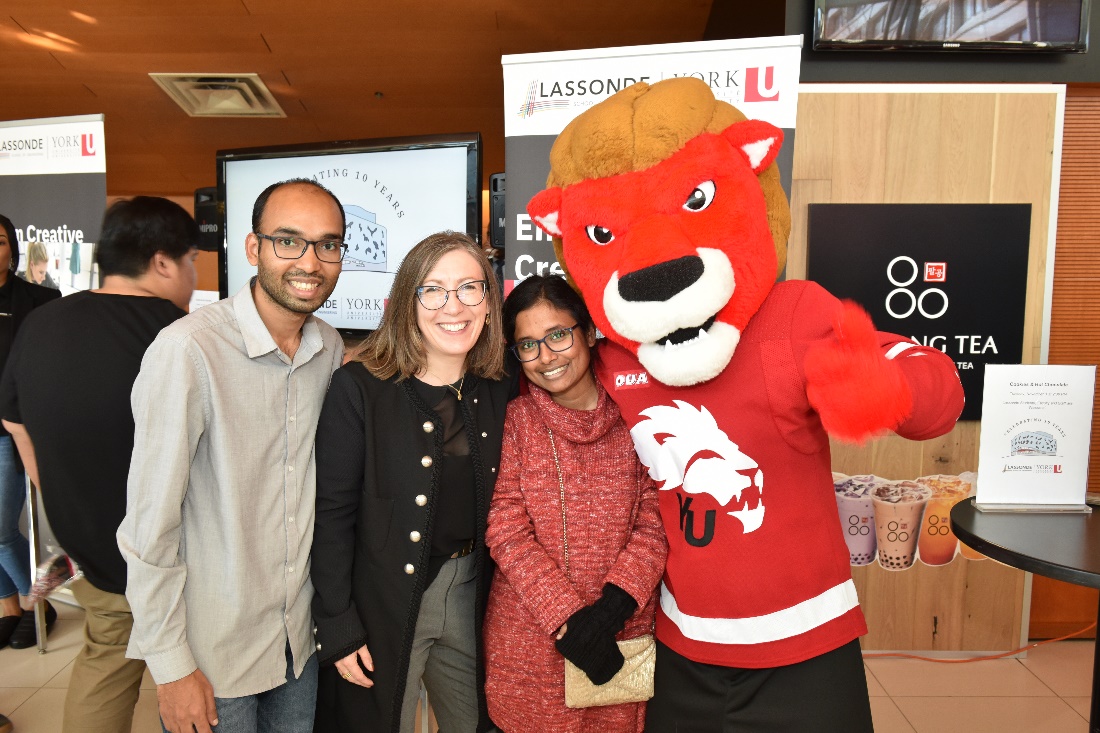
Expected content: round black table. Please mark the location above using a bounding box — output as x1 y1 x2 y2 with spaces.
951 498 1100 732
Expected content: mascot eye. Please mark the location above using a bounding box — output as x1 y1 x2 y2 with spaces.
683 181 716 212
585 225 615 245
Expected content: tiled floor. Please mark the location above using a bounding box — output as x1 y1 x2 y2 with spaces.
0 602 1093 732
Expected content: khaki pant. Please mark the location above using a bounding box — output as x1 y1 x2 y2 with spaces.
64 579 146 733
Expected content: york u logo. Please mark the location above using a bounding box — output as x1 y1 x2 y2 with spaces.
614 370 649 389
744 66 779 103
631 401 765 546
80 134 96 156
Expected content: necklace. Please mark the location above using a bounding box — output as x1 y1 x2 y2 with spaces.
422 369 466 400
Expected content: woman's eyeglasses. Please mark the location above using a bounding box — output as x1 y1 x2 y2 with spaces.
415 280 489 310
511 325 578 362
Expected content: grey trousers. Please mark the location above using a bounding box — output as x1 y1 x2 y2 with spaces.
398 552 479 733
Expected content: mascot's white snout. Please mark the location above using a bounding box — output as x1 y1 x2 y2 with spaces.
602 248 741 386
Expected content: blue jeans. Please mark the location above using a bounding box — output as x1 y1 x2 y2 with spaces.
163 644 318 733
0 436 30 599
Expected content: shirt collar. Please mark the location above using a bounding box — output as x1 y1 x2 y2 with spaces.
233 278 325 364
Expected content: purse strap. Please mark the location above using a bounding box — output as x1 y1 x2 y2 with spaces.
547 427 570 578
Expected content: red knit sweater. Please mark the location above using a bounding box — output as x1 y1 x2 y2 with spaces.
484 382 667 733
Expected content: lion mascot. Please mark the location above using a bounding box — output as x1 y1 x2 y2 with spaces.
526 77 965 732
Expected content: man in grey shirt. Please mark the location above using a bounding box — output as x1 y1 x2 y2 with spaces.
118 179 348 733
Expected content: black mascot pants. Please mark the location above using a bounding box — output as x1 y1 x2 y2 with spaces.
644 638 874 733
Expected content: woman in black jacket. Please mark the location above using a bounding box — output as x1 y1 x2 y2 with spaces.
312 231 510 733
0 214 61 649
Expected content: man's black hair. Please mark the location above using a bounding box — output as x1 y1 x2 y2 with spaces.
95 197 200 278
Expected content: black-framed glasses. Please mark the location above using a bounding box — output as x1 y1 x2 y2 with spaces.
254 232 348 263
416 280 489 310
511 325 578 362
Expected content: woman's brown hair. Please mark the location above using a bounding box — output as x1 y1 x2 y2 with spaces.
350 231 505 381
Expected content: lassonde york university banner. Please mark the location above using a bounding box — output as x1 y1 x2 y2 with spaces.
501 36 802 290
0 114 106 292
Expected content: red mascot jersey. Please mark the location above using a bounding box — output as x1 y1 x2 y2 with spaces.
595 280 963 669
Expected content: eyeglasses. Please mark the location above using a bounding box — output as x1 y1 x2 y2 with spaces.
511 325 579 362
254 232 348 263
416 281 489 310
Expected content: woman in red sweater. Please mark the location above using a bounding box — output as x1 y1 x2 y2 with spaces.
484 275 667 733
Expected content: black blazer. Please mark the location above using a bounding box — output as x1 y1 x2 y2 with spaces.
312 363 511 733
0 275 61 437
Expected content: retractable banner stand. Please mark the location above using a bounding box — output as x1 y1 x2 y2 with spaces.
501 36 803 292
0 114 107 293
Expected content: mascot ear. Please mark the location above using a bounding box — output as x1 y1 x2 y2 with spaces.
527 187 564 237
721 120 784 175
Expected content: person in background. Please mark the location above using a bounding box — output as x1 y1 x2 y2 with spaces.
311 231 510 733
0 198 197 733
0 214 61 652
118 179 346 733
484 274 666 733
17 241 59 290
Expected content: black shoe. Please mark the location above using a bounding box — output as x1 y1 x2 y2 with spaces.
0 711 12 733
9 601 57 649
0 611 21 649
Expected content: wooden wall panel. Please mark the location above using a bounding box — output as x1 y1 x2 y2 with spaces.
1029 86 1100 639
792 87 1061 652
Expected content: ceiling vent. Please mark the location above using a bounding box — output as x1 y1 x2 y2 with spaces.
149 73 286 118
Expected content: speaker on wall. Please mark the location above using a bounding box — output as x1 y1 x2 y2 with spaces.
489 173 505 252
194 186 223 252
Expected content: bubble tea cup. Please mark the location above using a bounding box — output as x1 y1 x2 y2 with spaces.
873 480 932 571
834 474 880 566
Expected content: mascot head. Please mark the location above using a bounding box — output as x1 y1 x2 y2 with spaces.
527 77 791 386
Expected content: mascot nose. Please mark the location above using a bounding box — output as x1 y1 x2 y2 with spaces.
618 255 704 302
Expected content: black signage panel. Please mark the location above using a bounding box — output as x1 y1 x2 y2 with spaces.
807 203 1031 421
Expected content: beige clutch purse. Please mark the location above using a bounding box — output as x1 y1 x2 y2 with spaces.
548 427 656 709
564 633 656 708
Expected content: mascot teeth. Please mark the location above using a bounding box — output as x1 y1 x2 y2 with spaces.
657 316 718 347
638 321 741 387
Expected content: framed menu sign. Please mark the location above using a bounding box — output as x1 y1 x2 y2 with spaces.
976 364 1096 512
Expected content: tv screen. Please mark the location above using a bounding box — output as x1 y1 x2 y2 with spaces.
217 133 481 334
813 0 1089 51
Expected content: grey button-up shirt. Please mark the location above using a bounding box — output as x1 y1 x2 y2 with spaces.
118 281 344 697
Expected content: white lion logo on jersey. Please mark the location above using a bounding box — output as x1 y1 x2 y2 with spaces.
630 400 765 533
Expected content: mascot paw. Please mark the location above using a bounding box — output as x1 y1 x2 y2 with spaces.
805 301 913 444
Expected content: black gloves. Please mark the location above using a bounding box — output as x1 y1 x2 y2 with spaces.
555 583 638 685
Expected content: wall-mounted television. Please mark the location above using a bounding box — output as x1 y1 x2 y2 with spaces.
813 0 1090 51
217 133 481 335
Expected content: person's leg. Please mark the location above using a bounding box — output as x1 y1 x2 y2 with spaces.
193 695 257 733
421 553 480 733
255 643 318 733
0 436 30 610
645 640 731 733
63 580 146 733
730 639 873 733
398 561 459 733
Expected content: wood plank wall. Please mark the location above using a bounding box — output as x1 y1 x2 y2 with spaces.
789 87 1061 651
1029 86 1100 639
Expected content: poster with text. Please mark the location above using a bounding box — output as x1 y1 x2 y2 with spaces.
0 114 106 294
807 203 1032 421
502 36 802 290
976 364 1096 508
